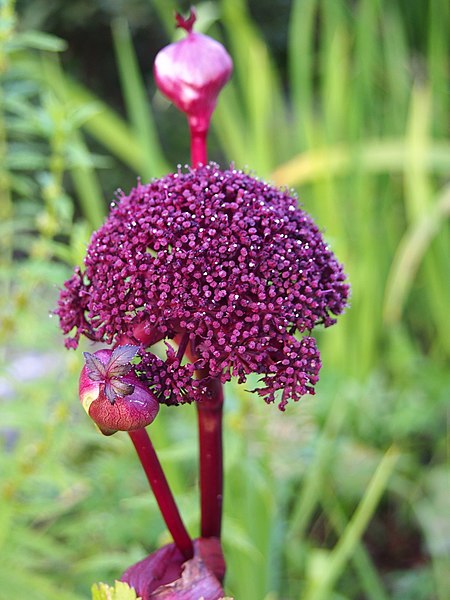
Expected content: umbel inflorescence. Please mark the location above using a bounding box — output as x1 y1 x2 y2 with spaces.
57 163 349 411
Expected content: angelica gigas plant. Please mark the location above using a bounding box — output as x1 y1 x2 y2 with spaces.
57 9 349 599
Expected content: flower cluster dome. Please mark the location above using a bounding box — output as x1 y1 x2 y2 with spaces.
57 163 349 410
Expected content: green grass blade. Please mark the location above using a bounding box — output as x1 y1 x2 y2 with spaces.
111 17 168 179
321 488 390 600
224 427 275 599
69 132 106 229
288 399 347 543
383 185 450 326
288 0 319 146
320 0 350 141
303 446 399 600
382 3 410 132
428 0 449 134
221 0 285 174
403 85 450 354
37 55 150 174
151 0 178 36
271 139 450 186
213 83 249 167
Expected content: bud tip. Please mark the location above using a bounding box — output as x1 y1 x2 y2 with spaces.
175 8 196 34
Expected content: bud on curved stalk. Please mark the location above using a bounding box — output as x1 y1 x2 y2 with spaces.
79 345 159 436
154 8 233 165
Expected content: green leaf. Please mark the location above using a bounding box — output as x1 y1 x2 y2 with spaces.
91 581 141 600
111 17 168 179
6 150 47 170
6 31 67 52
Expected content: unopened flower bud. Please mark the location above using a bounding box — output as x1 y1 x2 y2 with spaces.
79 346 159 436
154 9 233 134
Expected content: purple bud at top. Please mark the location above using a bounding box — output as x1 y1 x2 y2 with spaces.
79 346 159 436
154 9 233 134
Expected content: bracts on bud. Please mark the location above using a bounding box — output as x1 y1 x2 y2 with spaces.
79 345 159 435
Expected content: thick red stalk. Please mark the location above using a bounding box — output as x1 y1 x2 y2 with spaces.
176 332 190 361
189 123 208 167
196 376 224 539
128 428 194 560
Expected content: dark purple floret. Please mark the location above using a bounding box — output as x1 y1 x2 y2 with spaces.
57 267 91 349
56 164 349 409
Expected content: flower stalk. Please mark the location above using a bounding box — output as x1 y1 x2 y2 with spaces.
196 375 224 539
128 428 194 560
189 124 208 167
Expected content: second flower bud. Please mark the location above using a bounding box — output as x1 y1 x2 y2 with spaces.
79 345 159 436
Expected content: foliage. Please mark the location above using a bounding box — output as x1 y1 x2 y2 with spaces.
1 1 449 599
91 581 141 600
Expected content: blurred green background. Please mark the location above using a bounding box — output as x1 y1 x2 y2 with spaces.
0 0 449 598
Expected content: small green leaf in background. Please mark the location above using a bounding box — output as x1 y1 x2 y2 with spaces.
5 30 67 52
91 581 141 600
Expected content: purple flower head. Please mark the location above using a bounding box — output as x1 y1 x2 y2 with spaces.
154 9 233 135
57 164 349 410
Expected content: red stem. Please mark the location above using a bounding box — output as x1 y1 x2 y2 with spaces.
176 332 190 361
189 124 208 167
128 429 194 560
196 377 224 538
